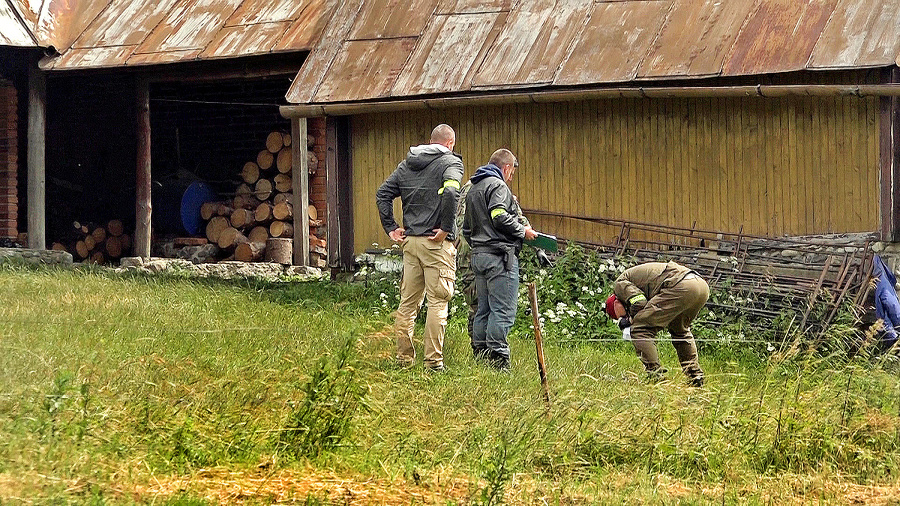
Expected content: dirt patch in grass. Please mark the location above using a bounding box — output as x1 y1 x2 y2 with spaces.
131 467 472 504
4 469 900 504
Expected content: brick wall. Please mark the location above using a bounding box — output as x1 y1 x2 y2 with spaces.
0 80 17 239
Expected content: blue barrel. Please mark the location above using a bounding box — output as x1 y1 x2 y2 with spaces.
180 181 218 235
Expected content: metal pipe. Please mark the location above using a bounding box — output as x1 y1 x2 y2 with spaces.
280 84 900 118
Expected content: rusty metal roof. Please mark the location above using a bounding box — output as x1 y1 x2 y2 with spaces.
638 0 756 79
36 0 336 70
557 1 671 85
471 0 592 88
809 0 900 69
286 0 900 105
0 1 36 47
723 0 838 76
11 0 111 52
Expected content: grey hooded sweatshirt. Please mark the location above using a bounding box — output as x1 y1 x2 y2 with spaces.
376 144 464 241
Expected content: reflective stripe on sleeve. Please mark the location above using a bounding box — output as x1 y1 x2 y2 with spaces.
628 294 647 304
490 208 507 219
438 179 461 195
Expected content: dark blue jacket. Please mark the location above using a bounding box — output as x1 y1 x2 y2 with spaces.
462 164 526 254
874 255 900 345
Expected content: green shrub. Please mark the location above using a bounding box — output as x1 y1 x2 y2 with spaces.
277 339 367 460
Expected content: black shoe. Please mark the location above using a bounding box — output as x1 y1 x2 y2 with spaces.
489 354 510 372
688 375 704 387
426 364 446 373
646 367 668 382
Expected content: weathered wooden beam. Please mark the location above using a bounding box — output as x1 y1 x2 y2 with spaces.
26 64 46 250
326 116 353 270
135 79 152 259
291 117 310 266
880 68 900 242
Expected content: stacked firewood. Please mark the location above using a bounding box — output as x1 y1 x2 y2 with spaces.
200 131 325 265
52 219 132 264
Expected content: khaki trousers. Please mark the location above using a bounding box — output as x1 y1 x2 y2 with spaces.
630 275 708 379
395 236 456 367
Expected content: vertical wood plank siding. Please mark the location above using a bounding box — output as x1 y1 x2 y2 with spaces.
351 96 878 253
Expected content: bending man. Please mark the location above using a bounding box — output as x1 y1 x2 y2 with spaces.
605 261 708 386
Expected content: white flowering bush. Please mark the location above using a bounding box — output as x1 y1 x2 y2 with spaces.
513 244 635 342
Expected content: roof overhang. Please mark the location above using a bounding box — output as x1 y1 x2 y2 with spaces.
281 83 900 119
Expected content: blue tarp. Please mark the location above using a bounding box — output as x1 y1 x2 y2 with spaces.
873 254 900 347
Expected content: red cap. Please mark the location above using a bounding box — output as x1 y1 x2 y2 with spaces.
605 294 618 318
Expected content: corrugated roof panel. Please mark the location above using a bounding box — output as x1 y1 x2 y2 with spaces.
723 0 838 76
393 12 505 95
10 0 36 29
809 0 900 69
313 38 418 102
34 0 111 51
0 1 35 46
285 0 362 104
201 21 289 58
225 0 312 26
126 49 202 66
639 0 755 78
274 0 337 51
348 0 440 39
556 1 671 85
473 0 592 87
133 0 242 54
436 0 511 14
50 46 135 68
73 0 180 49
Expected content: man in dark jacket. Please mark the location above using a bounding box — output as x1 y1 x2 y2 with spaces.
462 148 537 370
605 261 708 386
455 180 532 355
375 124 464 372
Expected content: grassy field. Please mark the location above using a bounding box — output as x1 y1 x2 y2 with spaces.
2 263 900 504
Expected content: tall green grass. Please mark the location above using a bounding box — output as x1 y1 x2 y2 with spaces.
1 263 899 504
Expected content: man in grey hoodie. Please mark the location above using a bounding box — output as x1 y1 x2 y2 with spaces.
376 124 464 371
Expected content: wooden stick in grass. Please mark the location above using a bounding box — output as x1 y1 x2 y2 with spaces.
527 282 551 413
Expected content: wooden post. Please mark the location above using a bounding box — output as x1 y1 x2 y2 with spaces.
291 117 310 266
26 64 46 250
327 116 354 270
879 68 900 241
135 79 152 259
527 282 551 414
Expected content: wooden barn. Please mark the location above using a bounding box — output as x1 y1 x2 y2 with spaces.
0 0 337 266
280 0 900 266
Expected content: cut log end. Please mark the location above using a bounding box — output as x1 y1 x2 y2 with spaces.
235 241 266 262
266 131 284 153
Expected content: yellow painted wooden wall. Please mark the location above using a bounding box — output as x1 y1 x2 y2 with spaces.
351 96 879 254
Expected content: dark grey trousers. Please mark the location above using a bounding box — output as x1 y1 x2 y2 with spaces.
471 252 519 362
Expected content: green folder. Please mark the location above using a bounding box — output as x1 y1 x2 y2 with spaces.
525 232 558 253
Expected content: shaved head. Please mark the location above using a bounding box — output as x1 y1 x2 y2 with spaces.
430 124 456 148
